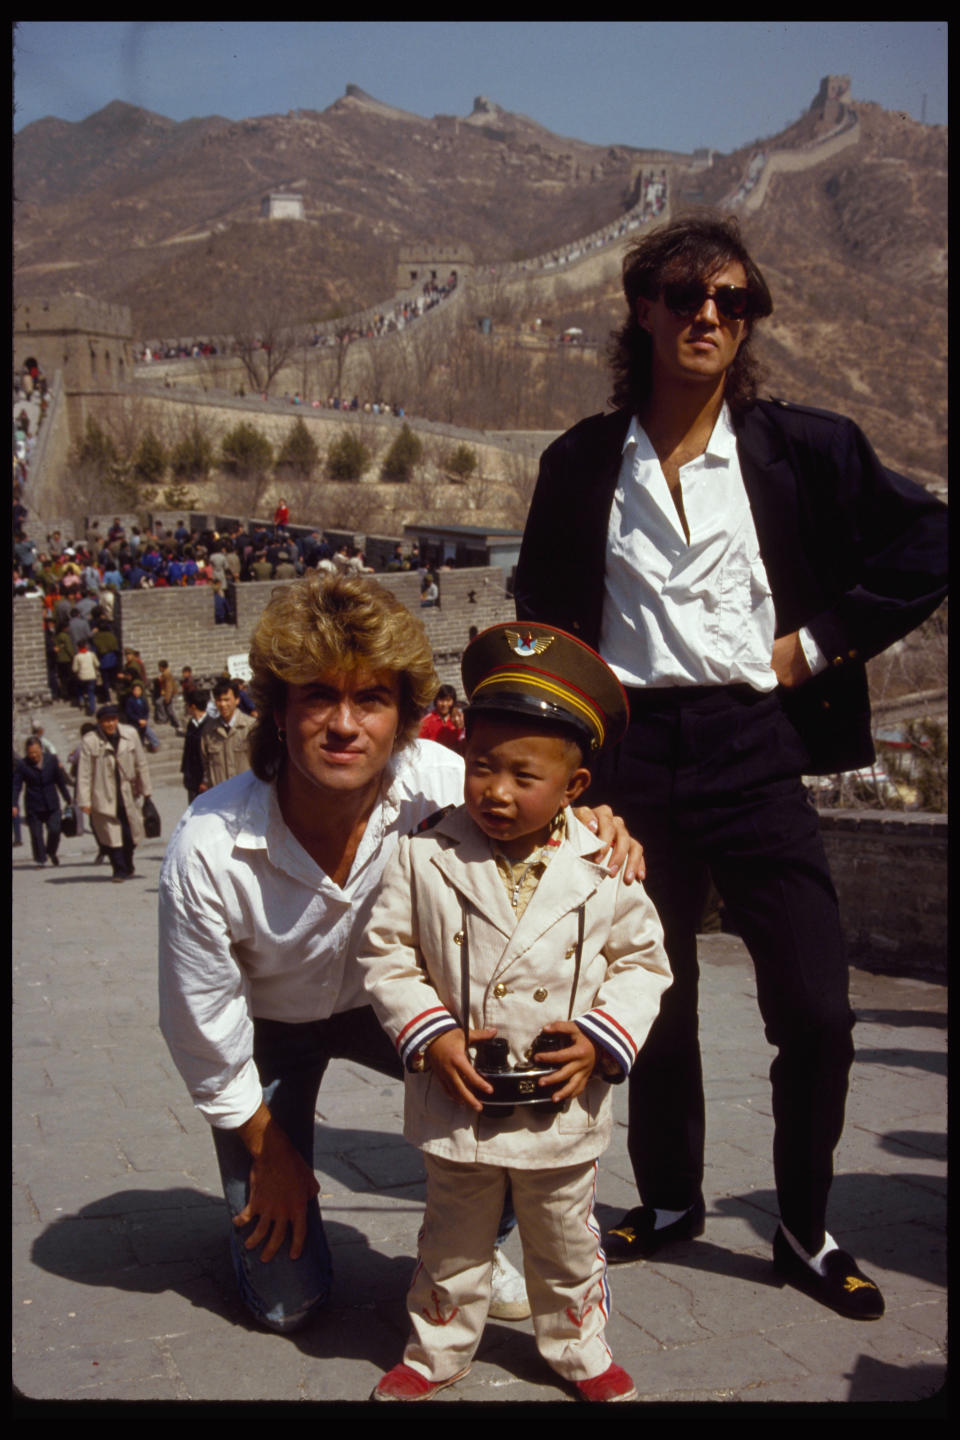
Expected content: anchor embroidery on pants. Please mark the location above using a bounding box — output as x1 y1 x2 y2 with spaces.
566 1279 602 1328
566 1297 595 1328
422 1289 460 1326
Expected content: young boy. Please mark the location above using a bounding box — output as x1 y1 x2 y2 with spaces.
358 623 672 1403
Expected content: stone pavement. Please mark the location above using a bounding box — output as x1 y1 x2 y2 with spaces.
12 706 947 1409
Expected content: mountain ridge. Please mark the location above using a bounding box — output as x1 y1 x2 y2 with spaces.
12 82 946 487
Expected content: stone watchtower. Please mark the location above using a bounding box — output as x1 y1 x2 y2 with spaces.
808 75 852 130
13 294 135 526
14 294 134 394
396 244 474 292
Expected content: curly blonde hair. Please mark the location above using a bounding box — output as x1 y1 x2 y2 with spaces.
248 573 438 781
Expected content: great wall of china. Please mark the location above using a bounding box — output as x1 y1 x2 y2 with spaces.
12 77 947 976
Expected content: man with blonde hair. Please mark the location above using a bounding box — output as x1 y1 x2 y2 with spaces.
159 573 643 1335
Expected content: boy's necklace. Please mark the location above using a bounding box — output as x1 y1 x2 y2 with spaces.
505 845 548 910
495 812 566 913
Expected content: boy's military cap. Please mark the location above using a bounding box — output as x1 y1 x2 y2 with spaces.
461 622 629 753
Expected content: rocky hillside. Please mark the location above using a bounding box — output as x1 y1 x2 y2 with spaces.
503 101 946 488
14 89 646 334
13 84 947 489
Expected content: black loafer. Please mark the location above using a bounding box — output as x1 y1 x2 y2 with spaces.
773 1226 885 1320
603 1196 706 1264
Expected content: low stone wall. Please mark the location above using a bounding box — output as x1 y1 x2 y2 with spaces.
416 568 516 690
12 600 49 699
818 810 947 977
12 565 516 702
13 580 946 981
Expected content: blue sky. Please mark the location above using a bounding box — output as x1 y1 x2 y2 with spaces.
13 21 946 153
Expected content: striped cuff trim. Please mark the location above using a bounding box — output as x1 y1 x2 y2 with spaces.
397 1006 459 1068
576 1009 638 1076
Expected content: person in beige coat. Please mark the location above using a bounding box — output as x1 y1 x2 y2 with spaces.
200 680 255 790
359 622 672 1404
76 705 153 882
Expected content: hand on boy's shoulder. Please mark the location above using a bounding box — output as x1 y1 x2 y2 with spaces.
572 804 646 883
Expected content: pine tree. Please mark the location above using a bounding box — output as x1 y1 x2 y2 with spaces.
381 422 423 483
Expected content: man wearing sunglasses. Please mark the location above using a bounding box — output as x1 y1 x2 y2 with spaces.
514 214 946 1322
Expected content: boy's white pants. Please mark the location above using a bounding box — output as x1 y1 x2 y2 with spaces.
403 1153 614 1384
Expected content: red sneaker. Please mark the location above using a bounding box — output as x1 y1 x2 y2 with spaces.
575 1362 638 1402
372 1362 471 1402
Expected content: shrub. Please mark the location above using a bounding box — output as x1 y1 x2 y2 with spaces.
72 416 117 472
171 420 215 481
381 422 423 483
133 428 167 487
276 417 320 481
162 481 199 511
220 422 273 479
444 442 478 482
326 429 370 481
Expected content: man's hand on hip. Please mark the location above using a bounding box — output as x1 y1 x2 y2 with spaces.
771 632 812 689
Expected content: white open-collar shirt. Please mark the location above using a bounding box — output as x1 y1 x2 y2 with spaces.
600 406 824 689
158 741 465 1129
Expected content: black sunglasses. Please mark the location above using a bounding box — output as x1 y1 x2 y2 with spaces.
662 282 751 321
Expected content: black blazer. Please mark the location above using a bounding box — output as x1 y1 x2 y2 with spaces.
13 753 72 815
180 715 214 793
514 399 948 774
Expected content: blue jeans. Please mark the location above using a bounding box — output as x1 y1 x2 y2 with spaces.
211 1008 402 1333
211 1008 517 1333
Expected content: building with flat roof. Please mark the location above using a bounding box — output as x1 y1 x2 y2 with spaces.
260 192 305 221
403 522 522 580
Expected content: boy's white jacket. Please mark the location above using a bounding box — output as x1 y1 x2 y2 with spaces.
357 805 672 1168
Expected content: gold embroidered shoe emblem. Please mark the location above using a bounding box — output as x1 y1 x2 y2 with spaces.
505 629 555 658
843 1275 877 1293
608 1226 636 1242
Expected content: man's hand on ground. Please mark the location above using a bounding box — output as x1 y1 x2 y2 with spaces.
233 1103 320 1262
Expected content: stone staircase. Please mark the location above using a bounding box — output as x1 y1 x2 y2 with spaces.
14 698 186 790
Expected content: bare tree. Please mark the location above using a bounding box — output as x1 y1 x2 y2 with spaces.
326 322 359 401
867 606 948 705
499 449 540 529
405 457 449 523
230 297 302 398
317 479 387 536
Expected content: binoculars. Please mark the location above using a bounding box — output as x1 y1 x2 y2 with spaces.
472 1031 569 1117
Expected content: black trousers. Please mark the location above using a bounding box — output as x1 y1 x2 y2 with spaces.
27 807 61 864
590 684 854 1252
107 793 136 878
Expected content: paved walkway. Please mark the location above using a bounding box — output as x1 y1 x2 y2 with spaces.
13 705 946 1409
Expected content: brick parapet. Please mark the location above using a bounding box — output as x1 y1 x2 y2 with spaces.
817 809 947 976
13 565 514 701
13 576 946 979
